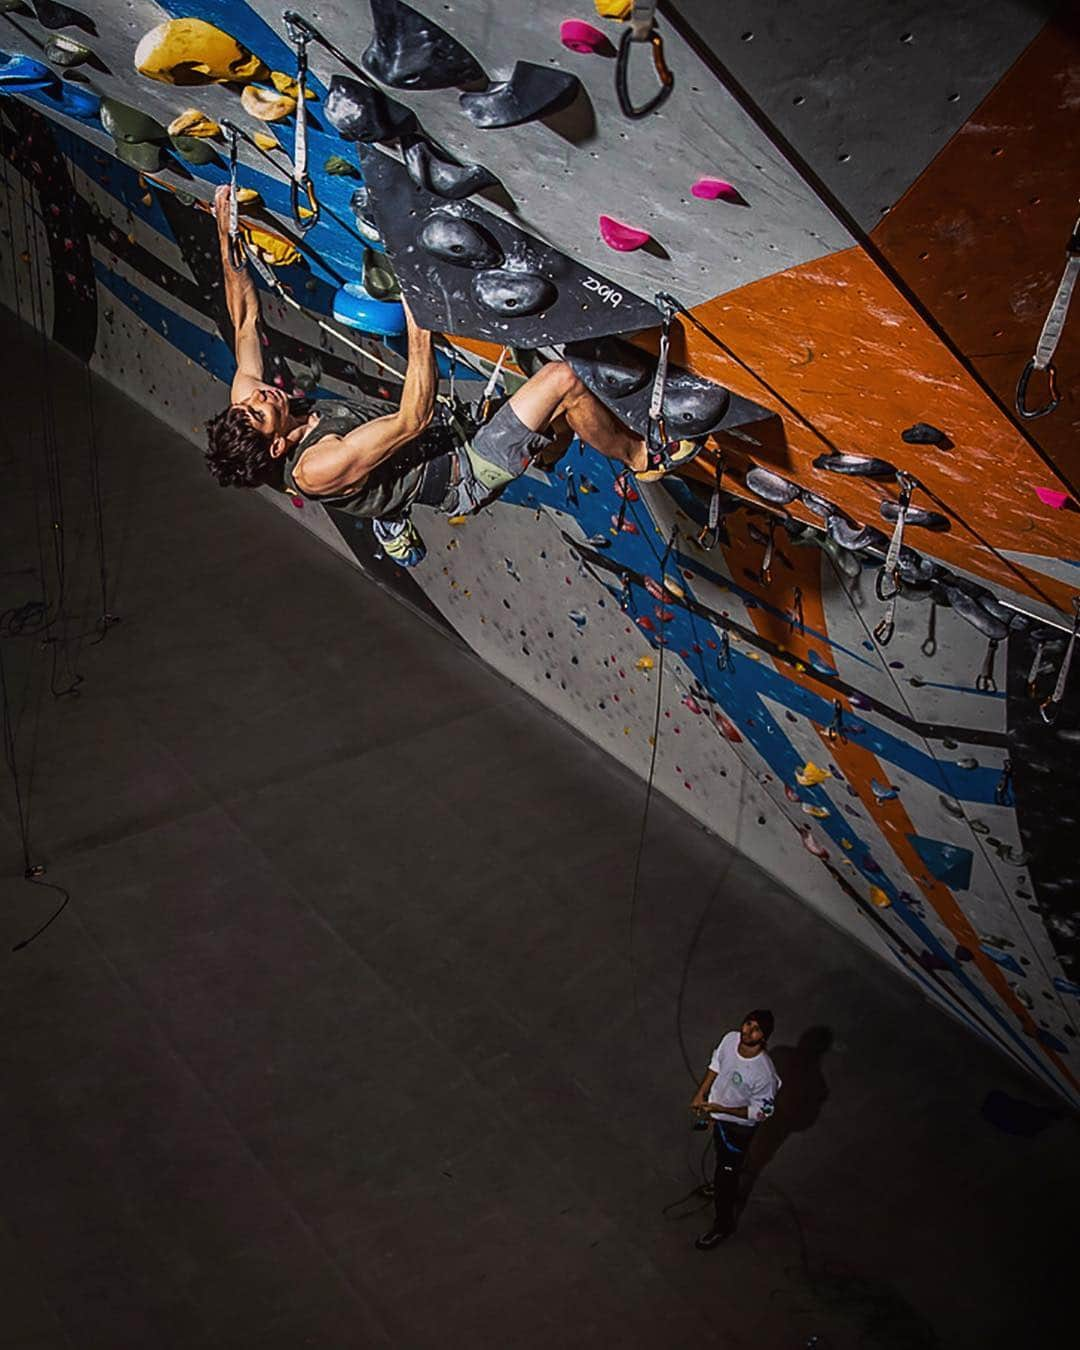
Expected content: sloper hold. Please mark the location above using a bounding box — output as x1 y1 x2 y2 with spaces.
661 378 731 438
169 133 219 166
401 135 497 200
99 97 167 145
134 18 267 86
460 62 580 128
814 452 897 478
564 336 651 398
362 0 483 90
827 514 888 552
746 467 799 505
419 212 503 269
907 834 974 890
938 583 1009 640
880 500 949 530
357 143 661 345
325 75 414 143
44 35 91 68
0 53 56 89
240 85 296 122
472 269 556 317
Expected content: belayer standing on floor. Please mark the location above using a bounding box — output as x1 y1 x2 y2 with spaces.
203 186 696 565
690 1009 781 1250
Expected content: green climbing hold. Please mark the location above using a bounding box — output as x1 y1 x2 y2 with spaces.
45 36 93 69
100 97 167 145
169 132 219 166
363 248 401 301
323 154 358 177
114 140 166 173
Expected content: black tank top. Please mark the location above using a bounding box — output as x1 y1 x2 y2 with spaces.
282 399 463 520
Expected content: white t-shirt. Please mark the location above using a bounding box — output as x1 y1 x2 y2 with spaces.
707 1031 781 1126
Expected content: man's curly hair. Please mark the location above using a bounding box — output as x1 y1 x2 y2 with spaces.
204 405 283 489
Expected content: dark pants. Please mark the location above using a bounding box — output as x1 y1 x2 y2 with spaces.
712 1121 756 1234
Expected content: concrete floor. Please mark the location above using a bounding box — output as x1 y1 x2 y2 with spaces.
1 315 1076 1350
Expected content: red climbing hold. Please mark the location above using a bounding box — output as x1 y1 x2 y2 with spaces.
599 215 652 252
559 20 611 54
715 712 742 742
1033 485 1070 509
636 615 655 632
613 473 639 501
692 178 742 203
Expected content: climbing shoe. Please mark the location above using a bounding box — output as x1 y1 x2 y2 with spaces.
373 516 426 568
634 438 705 482
694 1227 731 1251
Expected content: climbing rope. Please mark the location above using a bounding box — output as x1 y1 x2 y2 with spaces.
1039 596 1080 724
614 1 674 119
1016 214 1079 420
283 11 320 233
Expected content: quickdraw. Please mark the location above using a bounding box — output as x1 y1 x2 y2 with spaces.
873 577 897 646
716 628 733 672
697 452 725 550
873 472 915 645
825 699 846 744
614 0 673 120
1040 595 1080 724
222 122 247 272
976 637 999 693
994 758 1014 807
565 466 578 508
760 518 775 584
1027 637 1046 698
1016 213 1079 420
283 10 320 233
644 292 674 467
921 601 937 658
479 346 507 422
788 585 804 634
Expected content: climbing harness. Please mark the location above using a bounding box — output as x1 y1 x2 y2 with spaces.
1016 214 1079 419
976 638 999 693
1039 596 1080 723
614 1 674 120
222 122 247 272
283 11 320 232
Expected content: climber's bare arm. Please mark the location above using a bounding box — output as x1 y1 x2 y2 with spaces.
293 307 437 495
213 185 265 403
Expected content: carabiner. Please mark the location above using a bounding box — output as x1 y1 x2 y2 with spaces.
1015 357 1060 420
290 173 320 233
614 24 673 120
222 122 247 273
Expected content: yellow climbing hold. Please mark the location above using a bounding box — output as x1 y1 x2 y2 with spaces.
270 70 316 100
447 515 468 526
167 108 220 139
243 228 300 267
235 187 261 207
134 18 267 87
795 761 831 787
240 85 297 122
251 131 281 152
869 886 892 909
595 0 632 17
634 655 655 671
841 837 853 850
663 575 685 600
803 805 830 819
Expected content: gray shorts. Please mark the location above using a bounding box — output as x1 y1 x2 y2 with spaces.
445 398 555 515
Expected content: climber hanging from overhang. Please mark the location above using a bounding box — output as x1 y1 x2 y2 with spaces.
203 185 706 566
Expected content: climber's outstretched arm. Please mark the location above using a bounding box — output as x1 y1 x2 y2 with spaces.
213 186 265 403
292 305 438 496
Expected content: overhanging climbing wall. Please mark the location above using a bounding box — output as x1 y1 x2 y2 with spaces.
2 0 1079 1108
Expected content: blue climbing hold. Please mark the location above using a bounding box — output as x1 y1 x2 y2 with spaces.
331 282 406 337
978 943 1025 977
0 53 57 90
906 834 973 890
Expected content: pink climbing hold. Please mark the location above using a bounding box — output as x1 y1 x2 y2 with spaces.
715 712 742 743
599 214 652 252
691 178 740 202
1033 485 1070 509
560 19 609 54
